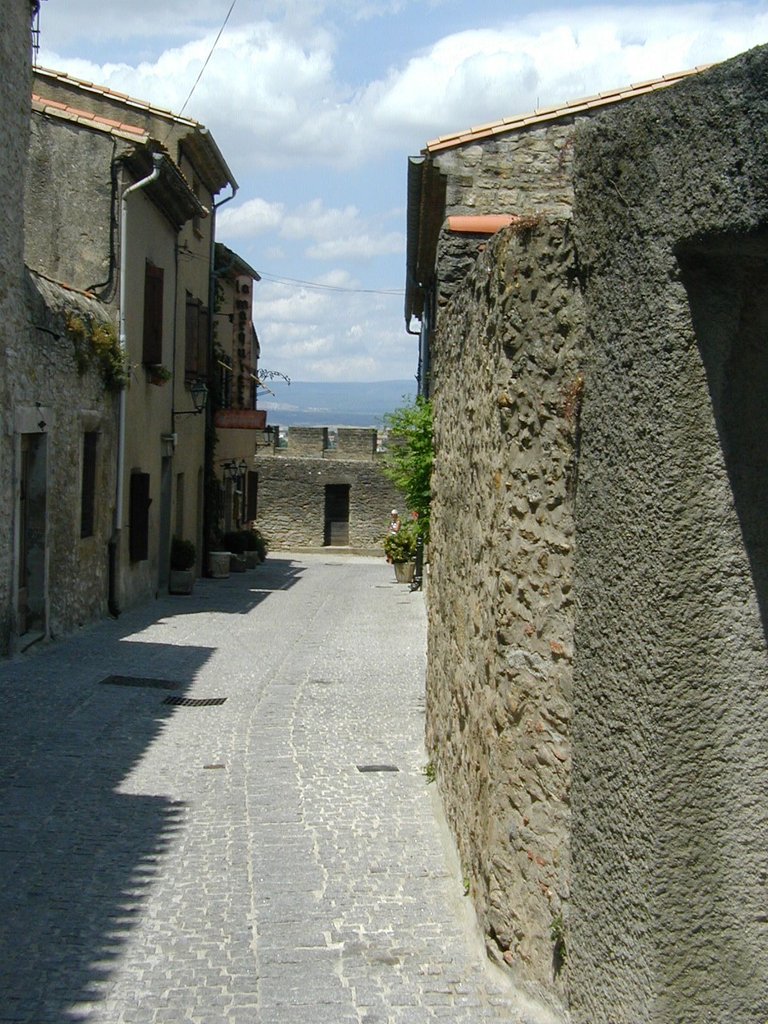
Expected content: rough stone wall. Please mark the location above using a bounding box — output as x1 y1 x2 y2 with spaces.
253 429 401 551
570 48 768 1023
0 3 33 654
432 123 576 315
427 217 584 1015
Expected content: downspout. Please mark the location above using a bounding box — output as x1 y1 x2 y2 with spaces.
108 154 163 616
202 181 237 576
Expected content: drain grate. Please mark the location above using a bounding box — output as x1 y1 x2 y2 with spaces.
357 764 400 773
100 674 181 690
163 696 227 707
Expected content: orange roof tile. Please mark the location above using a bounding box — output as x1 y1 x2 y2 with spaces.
31 93 150 142
33 65 201 128
426 65 712 153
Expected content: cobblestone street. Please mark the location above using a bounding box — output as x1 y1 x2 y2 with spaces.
0 553 541 1024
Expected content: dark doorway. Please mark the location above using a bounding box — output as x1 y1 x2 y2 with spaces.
18 432 47 639
324 484 350 546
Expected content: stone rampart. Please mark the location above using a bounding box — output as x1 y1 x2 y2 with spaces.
253 427 401 551
427 215 584 1012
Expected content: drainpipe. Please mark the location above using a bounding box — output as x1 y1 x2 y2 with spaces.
202 181 238 575
108 154 163 616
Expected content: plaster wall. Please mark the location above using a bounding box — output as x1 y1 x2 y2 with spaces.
570 47 768 1023
427 218 583 1015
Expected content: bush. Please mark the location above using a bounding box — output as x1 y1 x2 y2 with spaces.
170 537 196 571
383 521 418 562
221 530 248 554
251 529 268 560
382 396 433 541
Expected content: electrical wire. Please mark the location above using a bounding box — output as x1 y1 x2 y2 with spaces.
256 271 403 296
175 0 238 123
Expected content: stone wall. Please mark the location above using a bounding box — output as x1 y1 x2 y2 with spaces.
569 47 768 1024
0 3 33 654
427 216 584 1015
252 428 402 551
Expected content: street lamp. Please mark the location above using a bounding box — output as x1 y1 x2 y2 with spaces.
176 379 208 416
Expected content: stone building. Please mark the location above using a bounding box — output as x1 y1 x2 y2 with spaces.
406 48 768 1024
252 427 401 552
0 1 38 654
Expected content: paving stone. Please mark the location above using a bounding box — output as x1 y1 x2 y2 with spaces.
0 553 531 1023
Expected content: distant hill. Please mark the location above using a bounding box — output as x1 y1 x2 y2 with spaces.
258 379 416 427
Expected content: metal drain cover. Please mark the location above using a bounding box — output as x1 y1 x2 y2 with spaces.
357 764 399 773
163 696 227 707
100 674 181 690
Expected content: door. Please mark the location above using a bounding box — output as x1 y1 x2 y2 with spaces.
324 484 350 546
18 433 47 639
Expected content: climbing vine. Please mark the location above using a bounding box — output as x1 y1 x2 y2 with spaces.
65 312 129 392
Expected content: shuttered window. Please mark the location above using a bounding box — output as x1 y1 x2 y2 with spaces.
142 263 164 365
185 292 209 381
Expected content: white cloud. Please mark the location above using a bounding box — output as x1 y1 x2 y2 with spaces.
218 198 285 238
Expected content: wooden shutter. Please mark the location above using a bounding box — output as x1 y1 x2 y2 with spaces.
142 263 164 365
80 432 98 538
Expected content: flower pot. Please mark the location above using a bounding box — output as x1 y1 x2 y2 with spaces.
208 550 230 578
245 551 259 569
230 553 247 573
169 568 194 595
393 560 415 584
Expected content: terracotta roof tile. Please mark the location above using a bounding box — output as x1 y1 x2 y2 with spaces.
426 65 712 153
34 65 200 127
32 93 150 142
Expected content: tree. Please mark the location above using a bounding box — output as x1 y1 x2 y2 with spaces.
382 396 433 540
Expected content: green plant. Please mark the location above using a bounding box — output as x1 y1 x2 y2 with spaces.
221 530 248 554
170 537 196 571
251 529 268 560
382 396 433 542
65 312 128 392
423 761 436 784
383 520 418 563
147 363 172 383
550 911 567 973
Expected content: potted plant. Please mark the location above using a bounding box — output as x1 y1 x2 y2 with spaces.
383 521 417 584
222 530 248 572
169 537 196 594
251 528 268 563
147 363 172 386
242 530 261 569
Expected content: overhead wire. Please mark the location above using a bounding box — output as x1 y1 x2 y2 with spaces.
174 0 238 124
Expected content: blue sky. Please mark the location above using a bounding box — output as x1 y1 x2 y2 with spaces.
38 0 768 383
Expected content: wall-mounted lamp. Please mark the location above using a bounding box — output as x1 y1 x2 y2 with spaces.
255 425 277 448
222 458 248 484
176 379 209 416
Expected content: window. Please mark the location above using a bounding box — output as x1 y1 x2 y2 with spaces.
80 432 98 538
142 262 164 365
185 292 210 381
246 471 258 522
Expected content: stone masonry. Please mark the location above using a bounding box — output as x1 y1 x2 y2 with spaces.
427 216 584 1015
252 427 402 552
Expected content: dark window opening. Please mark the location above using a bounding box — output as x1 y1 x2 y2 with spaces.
129 471 151 562
80 431 98 538
324 484 350 546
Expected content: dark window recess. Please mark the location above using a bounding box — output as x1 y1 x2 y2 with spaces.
246 471 258 522
142 262 164 365
129 471 151 562
80 431 98 538
185 292 209 381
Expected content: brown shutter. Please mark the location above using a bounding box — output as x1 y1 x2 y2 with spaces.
142 263 164 365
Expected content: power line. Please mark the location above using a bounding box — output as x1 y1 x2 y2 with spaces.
256 271 404 296
175 0 238 122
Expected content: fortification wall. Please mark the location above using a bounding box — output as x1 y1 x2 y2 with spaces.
427 216 584 1012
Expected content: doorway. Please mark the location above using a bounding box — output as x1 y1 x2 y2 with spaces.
18 433 48 640
324 484 350 546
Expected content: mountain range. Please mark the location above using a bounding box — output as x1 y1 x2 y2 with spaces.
258 379 416 428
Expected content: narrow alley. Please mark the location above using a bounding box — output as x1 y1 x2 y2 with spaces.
0 554 537 1024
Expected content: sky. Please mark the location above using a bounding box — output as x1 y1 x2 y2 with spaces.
37 0 768 384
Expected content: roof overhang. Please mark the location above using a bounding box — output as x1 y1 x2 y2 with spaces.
405 155 446 325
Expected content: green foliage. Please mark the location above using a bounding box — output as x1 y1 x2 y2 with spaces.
170 537 196 571
382 396 433 540
382 519 418 562
66 312 128 392
222 530 248 554
423 760 436 784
